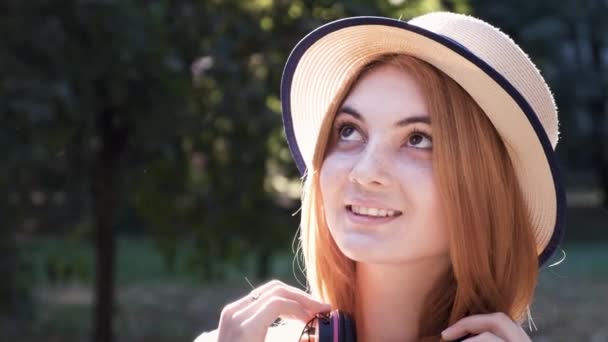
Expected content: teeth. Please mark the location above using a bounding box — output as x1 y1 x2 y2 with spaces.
351 205 399 217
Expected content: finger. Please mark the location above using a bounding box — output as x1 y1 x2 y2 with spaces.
463 332 504 342
233 283 331 321
252 283 331 314
221 280 284 317
240 296 317 335
442 313 519 341
218 280 291 340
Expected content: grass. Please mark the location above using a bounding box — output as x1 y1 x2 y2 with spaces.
22 235 206 286
16 235 299 342
23 234 298 287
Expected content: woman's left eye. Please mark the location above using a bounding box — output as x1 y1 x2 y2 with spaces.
406 130 432 149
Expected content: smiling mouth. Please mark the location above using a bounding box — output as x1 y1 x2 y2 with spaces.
345 205 403 218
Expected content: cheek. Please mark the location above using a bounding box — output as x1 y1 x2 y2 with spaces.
320 153 350 195
395 156 435 197
396 158 443 225
319 159 333 199
319 154 351 227
411 168 438 212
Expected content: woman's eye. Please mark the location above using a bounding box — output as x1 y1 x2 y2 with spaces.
338 124 362 141
407 132 432 149
334 123 430 149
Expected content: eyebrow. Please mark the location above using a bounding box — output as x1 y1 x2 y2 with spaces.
338 105 431 127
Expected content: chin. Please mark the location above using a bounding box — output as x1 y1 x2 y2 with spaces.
336 235 449 266
334 237 394 263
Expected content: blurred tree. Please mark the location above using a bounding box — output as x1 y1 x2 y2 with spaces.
0 1 194 341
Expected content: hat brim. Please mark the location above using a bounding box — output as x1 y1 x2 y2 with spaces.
280 16 565 268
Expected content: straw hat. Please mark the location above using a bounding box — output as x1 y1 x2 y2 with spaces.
280 12 566 267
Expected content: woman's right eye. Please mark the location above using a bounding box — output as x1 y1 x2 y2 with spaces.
337 123 362 142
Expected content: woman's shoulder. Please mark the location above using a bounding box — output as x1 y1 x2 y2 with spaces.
193 319 311 342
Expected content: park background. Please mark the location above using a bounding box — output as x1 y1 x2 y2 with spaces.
1 0 607 341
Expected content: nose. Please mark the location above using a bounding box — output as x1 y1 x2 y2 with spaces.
348 142 393 188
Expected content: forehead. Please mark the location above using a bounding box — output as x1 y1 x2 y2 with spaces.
340 65 428 120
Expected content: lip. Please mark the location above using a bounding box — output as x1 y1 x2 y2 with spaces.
345 206 402 226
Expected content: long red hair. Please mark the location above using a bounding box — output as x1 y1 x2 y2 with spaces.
296 53 538 340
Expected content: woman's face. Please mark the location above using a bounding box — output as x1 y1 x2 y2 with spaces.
320 65 449 265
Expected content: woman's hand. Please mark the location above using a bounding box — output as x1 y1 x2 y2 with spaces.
441 312 532 341
215 279 331 342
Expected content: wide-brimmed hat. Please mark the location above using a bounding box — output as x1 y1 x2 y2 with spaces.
280 12 566 267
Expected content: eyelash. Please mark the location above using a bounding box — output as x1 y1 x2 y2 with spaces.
334 120 433 147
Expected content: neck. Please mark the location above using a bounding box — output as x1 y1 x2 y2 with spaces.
354 256 450 342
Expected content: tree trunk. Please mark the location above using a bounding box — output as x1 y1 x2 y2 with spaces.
92 97 129 342
92 154 116 342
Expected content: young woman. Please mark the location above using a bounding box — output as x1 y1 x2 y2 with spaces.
195 11 565 342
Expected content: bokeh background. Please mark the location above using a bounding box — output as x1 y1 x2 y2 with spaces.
1 0 606 341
